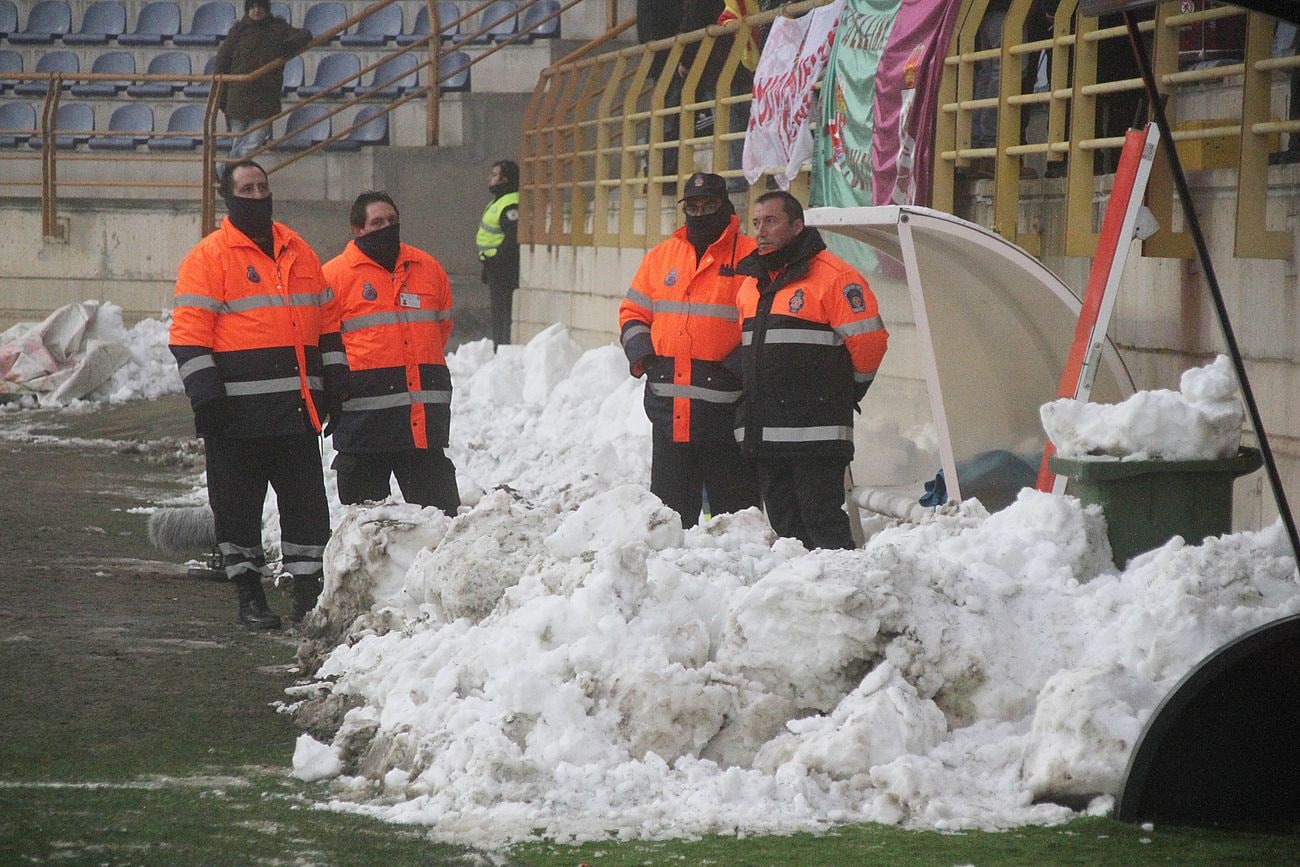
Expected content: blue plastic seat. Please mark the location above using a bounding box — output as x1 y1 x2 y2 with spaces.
89 103 153 150
298 52 360 98
271 2 291 23
326 104 387 151
281 55 304 93
0 1 17 38
175 1 235 46
302 1 346 42
362 52 418 99
14 51 78 97
439 50 470 92
9 1 72 44
183 56 218 97
273 103 330 150
0 51 20 94
341 2 401 46
396 4 426 45
28 102 94 149
0 100 37 147
148 103 205 150
473 0 517 44
126 51 190 97
521 0 560 39
63 1 126 45
119 0 180 45
70 51 135 97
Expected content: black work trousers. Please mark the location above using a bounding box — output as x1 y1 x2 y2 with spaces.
757 455 855 550
651 430 760 529
333 448 461 516
204 434 331 582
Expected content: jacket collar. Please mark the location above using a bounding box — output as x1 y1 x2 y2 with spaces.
735 226 826 288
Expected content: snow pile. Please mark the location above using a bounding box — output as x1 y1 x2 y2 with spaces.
1041 355 1244 460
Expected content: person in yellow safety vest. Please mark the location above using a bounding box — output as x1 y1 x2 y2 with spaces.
477 159 520 348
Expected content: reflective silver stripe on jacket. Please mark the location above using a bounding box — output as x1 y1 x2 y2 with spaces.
178 355 216 380
479 221 503 237
651 300 738 321
340 308 451 333
174 293 222 312
835 316 885 339
734 425 853 443
624 287 653 309
224 375 324 396
322 351 348 366
281 541 326 558
648 383 742 403
621 322 651 345
343 389 452 411
741 328 838 346
854 370 877 384
223 289 333 313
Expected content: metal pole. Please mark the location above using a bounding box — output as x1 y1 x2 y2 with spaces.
1122 12 1300 564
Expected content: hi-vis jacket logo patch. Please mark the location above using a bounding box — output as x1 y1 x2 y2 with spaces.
246 265 261 284
788 288 805 313
664 269 678 287
844 283 867 313
362 282 378 301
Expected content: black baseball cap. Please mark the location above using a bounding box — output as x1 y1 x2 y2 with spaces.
678 172 728 202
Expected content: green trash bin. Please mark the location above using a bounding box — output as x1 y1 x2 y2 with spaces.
1048 447 1263 568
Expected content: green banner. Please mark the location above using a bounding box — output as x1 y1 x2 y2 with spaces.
810 0 903 207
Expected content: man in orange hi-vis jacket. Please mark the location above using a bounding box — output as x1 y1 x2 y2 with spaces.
322 191 460 518
619 172 760 529
735 191 889 550
170 159 343 629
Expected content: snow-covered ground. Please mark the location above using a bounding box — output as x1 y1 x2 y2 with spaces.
21 309 1298 847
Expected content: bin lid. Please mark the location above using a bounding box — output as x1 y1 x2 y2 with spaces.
806 205 1135 506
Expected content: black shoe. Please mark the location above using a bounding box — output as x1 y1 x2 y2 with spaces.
235 575 281 630
289 575 323 624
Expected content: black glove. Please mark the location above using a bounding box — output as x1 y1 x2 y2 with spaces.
193 397 227 438
853 380 871 414
322 396 344 438
630 354 662 378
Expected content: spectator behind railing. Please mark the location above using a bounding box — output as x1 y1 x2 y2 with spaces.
215 0 311 158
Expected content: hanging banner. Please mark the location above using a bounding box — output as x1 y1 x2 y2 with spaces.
811 0 903 207
742 1 843 189
872 0 962 206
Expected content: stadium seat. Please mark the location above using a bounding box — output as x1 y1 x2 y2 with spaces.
118 0 181 45
9 1 72 44
521 0 561 39
474 0 518 44
148 102 206 150
0 2 17 38
438 50 470 92
396 4 426 45
282 54 304 93
125 51 190 97
362 52 418 99
340 2 401 46
0 51 20 94
28 102 94 149
0 100 36 147
69 51 135 97
174 1 235 46
63 1 127 45
325 104 387 151
298 52 360 97
271 2 291 23
273 103 330 150
302 1 346 42
183 56 217 97
14 51 77 97
89 103 153 150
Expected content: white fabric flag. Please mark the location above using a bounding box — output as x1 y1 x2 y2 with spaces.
742 0 843 188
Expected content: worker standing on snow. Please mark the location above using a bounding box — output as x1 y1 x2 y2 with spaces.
619 172 760 528
169 160 342 628
322 191 460 517
735 191 889 550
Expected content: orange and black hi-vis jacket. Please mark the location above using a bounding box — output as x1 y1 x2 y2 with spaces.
322 241 454 452
617 215 757 443
169 217 343 438
734 227 888 460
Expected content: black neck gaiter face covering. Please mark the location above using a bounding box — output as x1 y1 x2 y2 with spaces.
489 182 511 198
224 194 274 258
758 228 807 273
354 223 401 272
685 205 733 261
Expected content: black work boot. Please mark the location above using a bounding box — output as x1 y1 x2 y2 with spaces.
235 574 282 629
289 575 323 623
